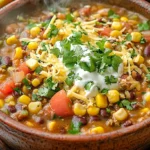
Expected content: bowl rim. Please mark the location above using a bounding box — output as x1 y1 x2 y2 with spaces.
0 0 150 142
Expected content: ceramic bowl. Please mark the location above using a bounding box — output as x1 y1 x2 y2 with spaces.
0 0 150 150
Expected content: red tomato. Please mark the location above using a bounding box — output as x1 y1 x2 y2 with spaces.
99 27 111 36
0 90 5 99
18 62 31 75
50 90 73 117
0 79 15 96
79 7 91 16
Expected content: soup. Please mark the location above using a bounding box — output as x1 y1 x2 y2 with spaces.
0 2 150 135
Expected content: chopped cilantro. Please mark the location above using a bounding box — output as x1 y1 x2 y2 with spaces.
105 75 117 85
118 99 135 110
101 88 109 94
65 72 75 87
140 37 146 44
146 73 150 81
41 42 48 51
130 49 137 58
42 20 50 28
112 55 122 71
108 10 120 19
14 87 22 95
68 121 82 134
126 34 132 41
27 23 36 29
84 81 94 90
65 13 74 22
45 77 58 90
21 41 29 47
35 66 43 74
32 93 42 101
106 108 111 113
47 24 59 38
138 20 150 31
50 48 60 57
69 31 83 45
96 39 106 51
38 87 55 98
22 78 31 89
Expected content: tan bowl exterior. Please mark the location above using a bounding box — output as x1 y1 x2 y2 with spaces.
0 0 150 150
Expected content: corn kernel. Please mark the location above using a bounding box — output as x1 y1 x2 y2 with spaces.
47 121 57 132
120 16 128 22
32 78 41 87
6 35 18 45
22 86 29 94
73 11 79 17
26 58 39 71
96 93 108 108
5 96 15 103
90 126 104 134
113 18 120 22
73 103 86 116
26 121 34 127
9 101 16 106
144 92 150 102
141 108 149 113
110 30 121 37
28 102 42 114
107 90 120 103
18 95 31 105
55 19 63 28
87 106 99 116
104 41 112 49
113 108 128 121
111 22 122 30
131 32 142 42
30 26 41 37
14 47 23 59
0 99 4 108
27 42 39 50
133 55 144 65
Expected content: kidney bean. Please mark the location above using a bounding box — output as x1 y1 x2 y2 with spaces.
7 105 16 113
1 56 12 66
34 116 44 124
144 44 150 57
131 70 142 81
100 109 110 118
15 104 23 111
129 91 136 100
72 115 87 125
122 120 133 127
89 116 100 122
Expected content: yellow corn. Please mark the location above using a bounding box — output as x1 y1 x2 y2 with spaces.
141 108 149 113
0 99 4 108
26 58 39 71
30 26 41 37
104 41 112 49
73 11 79 17
14 47 23 59
144 92 150 102
107 90 120 103
73 103 86 116
113 18 120 22
28 102 42 114
32 78 41 87
9 101 16 106
27 42 39 50
55 19 63 28
110 30 121 37
120 16 128 22
90 126 104 134
6 35 18 45
131 32 142 42
87 106 100 116
96 93 108 108
111 22 122 30
26 121 34 127
47 121 57 132
113 108 128 121
133 55 144 65
18 95 31 105
5 96 15 103
22 86 29 94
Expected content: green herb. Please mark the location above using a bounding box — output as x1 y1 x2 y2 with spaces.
65 13 74 22
106 108 111 113
105 75 117 85
146 73 150 81
118 99 135 110
50 48 60 57
22 78 31 89
65 72 75 87
45 77 58 90
108 10 120 19
101 88 109 94
112 55 122 71
42 20 50 28
138 20 150 31
27 23 36 29
126 34 132 41
41 42 48 51
96 39 106 51
84 81 94 90
38 87 56 98
130 49 137 58
32 93 42 101
21 41 29 47
69 31 83 45
47 24 59 38
14 87 22 95
35 66 43 74
68 121 82 134
140 37 146 44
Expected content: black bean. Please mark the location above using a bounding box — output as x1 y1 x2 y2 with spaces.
1 56 12 66
129 91 135 100
7 105 16 113
100 109 110 118
89 116 100 122
144 44 150 57
122 120 133 127
72 115 87 125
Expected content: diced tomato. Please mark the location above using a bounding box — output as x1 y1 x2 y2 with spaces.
0 79 15 96
0 90 5 99
79 6 91 16
18 62 31 75
142 31 150 43
50 90 74 117
99 27 111 36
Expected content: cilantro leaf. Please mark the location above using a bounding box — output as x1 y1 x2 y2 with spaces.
65 14 74 22
65 72 75 87
130 49 137 58
21 41 29 47
140 37 146 44
14 87 22 95
84 81 94 90
101 88 109 94
68 121 82 134
22 78 31 89
138 20 150 31
96 39 106 51
146 73 150 81
105 75 117 85
69 31 82 45
27 23 37 29
32 93 42 101
38 87 56 98
41 42 48 51
112 55 122 71
35 66 43 74
45 77 58 90
108 10 120 19
47 24 59 38
126 34 132 41
118 99 134 110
